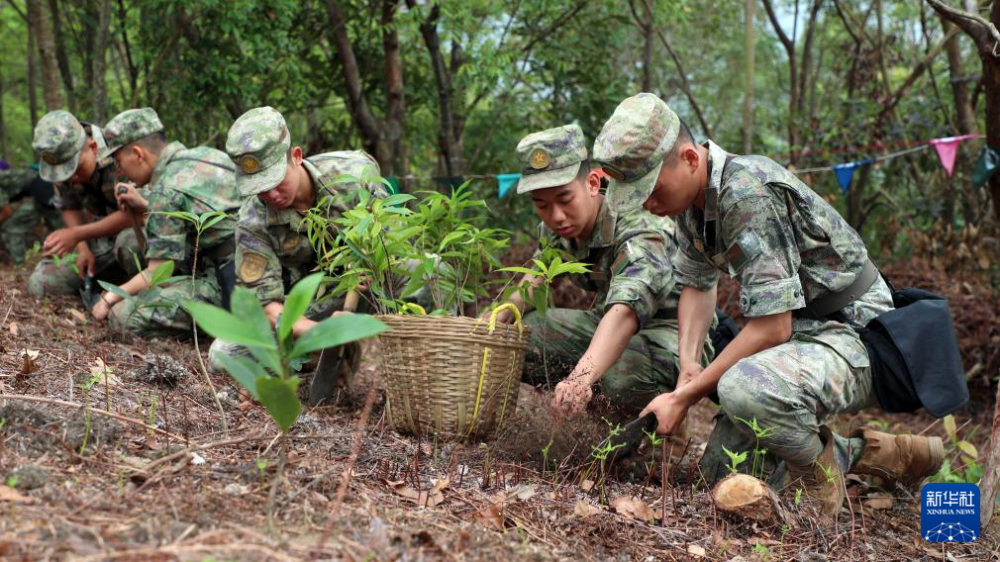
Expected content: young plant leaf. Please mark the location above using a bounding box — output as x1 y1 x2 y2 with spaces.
184 300 277 350
256 376 302 433
279 273 325 343
289 314 388 358
98 280 132 300
215 353 264 400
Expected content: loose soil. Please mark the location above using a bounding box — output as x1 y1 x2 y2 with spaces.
0 261 996 561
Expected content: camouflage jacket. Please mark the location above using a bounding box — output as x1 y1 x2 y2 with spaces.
235 151 385 304
144 142 240 274
672 141 892 368
52 125 119 218
0 169 35 207
535 199 681 330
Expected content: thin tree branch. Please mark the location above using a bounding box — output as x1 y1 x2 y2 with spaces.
926 0 1000 53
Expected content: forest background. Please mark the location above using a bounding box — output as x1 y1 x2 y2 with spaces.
0 0 998 271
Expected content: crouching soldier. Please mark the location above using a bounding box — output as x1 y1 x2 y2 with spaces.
28 110 142 297
593 93 944 522
0 165 61 264
494 124 714 419
92 108 240 337
207 106 388 404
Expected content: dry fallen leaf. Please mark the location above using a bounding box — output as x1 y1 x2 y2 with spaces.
0 485 35 504
581 479 595 492
573 500 602 518
474 503 504 530
864 496 895 510
20 349 39 375
7 322 17 337
687 544 707 558
611 496 657 522
90 358 122 387
506 484 536 502
389 478 449 507
68 310 87 324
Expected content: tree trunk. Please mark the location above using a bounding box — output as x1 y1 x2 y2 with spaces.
90 0 112 122
406 0 462 176
323 0 393 173
382 0 408 182
0 3 7 161
762 0 800 163
27 19 39 127
743 0 755 153
28 0 64 111
641 5 653 92
47 0 75 111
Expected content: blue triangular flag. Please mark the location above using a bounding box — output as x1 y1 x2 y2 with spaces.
833 163 857 194
496 173 521 198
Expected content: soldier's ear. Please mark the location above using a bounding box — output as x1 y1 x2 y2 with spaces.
290 146 303 166
586 169 602 196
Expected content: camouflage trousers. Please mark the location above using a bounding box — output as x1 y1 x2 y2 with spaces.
109 273 222 338
699 281 894 488
27 230 143 297
1 199 62 264
521 308 698 415
207 292 347 374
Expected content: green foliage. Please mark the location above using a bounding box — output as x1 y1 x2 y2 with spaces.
184 273 387 433
932 414 983 484
722 446 747 475
499 247 590 317
736 416 774 479
306 181 509 316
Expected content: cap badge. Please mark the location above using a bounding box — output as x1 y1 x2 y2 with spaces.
240 155 262 175
41 152 59 166
529 148 550 170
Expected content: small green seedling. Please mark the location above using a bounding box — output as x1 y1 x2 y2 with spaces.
722 446 747 474
5 475 19 488
736 416 774 479
256 458 269 485
794 488 802 507
79 371 103 455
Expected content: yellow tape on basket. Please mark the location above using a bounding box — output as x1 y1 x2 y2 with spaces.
467 303 524 436
398 303 427 316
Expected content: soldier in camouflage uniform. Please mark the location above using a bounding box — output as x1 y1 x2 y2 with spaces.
0 167 61 264
207 106 387 376
496 124 713 418
593 93 943 521
27 110 142 297
91 108 240 338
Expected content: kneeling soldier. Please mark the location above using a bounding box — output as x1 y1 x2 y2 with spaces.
496 124 713 418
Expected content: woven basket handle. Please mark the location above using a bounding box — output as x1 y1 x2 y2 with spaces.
486 303 524 335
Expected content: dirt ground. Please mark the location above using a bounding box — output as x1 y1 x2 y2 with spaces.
0 260 997 561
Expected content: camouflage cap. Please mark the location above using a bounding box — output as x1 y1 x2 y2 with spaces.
32 110 86 183
515 124 587 194
592 93 679 212
102 108 165 158
226 106 291 197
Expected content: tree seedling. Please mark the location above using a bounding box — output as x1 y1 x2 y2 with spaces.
722 446 748 475
184 272 387 535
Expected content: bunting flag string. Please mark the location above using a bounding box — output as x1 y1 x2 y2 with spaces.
383 134 986 198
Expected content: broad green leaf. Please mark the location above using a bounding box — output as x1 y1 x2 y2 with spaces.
256 376 302 433
289 314 388 358
98 281 132 300
149 260 176 286
201 213 229 231
498 266 539 276
216 353 265 400
382 193 415 207
230 287 278 346
184 300 277 349
279 273 324 342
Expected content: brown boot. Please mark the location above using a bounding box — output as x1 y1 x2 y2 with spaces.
850 429 945 485
787 426 845 520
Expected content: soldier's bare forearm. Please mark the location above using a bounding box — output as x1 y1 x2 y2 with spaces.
569 304 638 385
677 285 716 368
72 210 131 242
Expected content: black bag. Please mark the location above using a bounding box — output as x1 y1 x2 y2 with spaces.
859 288 968 418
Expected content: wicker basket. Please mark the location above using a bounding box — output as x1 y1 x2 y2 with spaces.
378 305 530 441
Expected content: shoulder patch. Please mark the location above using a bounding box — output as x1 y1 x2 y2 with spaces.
726 230 762 274
239 251 268 283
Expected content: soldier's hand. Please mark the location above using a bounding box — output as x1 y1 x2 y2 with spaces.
91 294 112 321
42 228 80 257
552 377 592 417
677 363 703 389
640 392 691 435
115 182 148 212
75 249 96 280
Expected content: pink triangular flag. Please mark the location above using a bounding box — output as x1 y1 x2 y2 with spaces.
930 135 978 177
